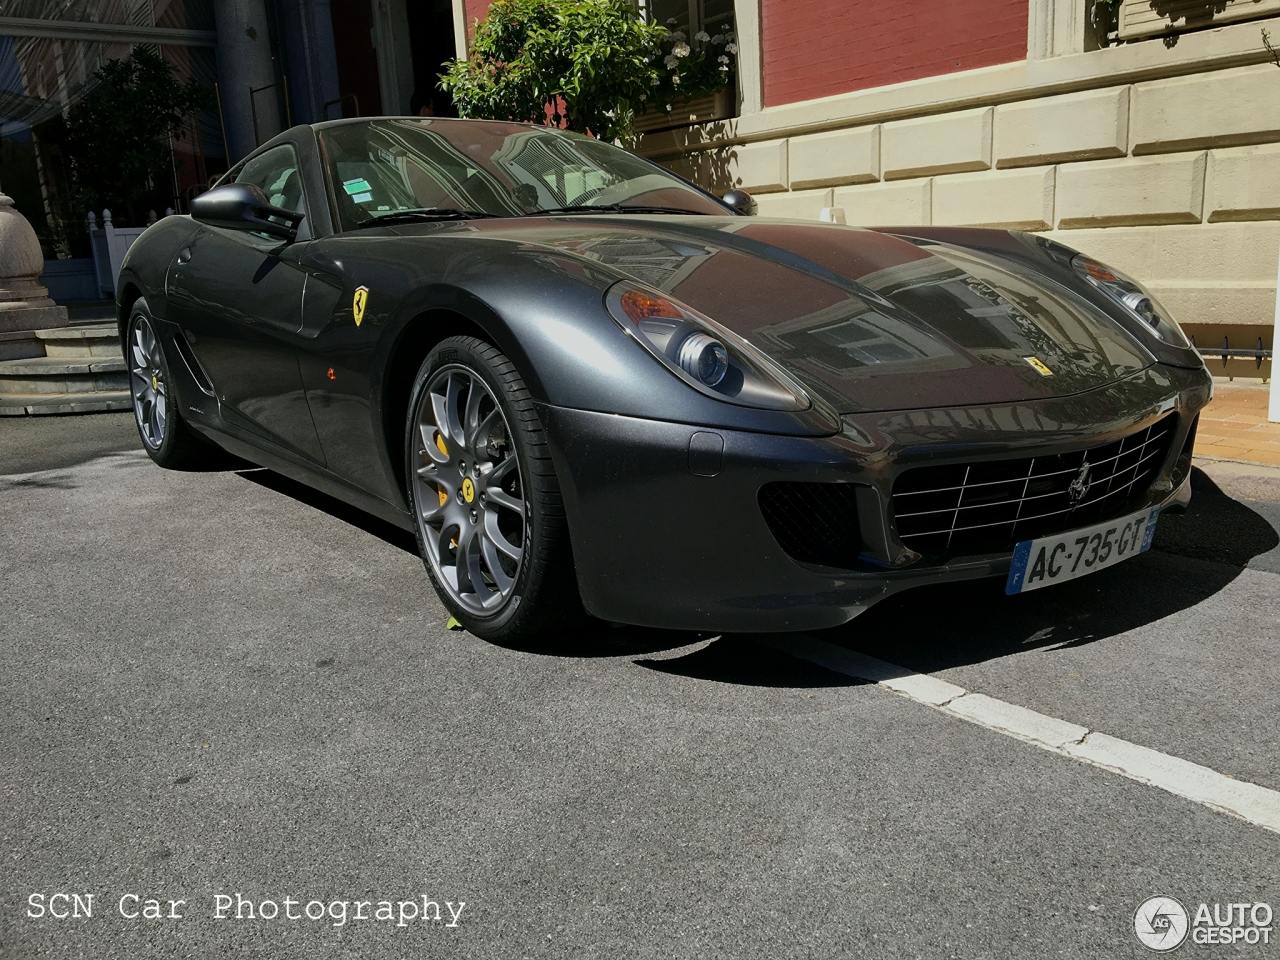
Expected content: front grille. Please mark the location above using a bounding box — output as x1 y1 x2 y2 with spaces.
892 415 1177 558
759 482 862 568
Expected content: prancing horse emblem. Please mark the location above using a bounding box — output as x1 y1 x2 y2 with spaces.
352 285 369 327
1067 462 1092 505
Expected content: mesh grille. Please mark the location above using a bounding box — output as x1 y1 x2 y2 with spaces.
759 482 862 568
892 415 1177 558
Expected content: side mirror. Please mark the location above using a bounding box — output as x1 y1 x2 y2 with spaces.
191 183 303 242
721 189 757 216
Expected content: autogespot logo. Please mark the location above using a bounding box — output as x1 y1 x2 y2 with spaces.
1135 896 1190 952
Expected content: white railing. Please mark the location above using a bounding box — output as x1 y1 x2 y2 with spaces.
86 208 170 298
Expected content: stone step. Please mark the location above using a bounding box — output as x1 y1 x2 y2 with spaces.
0 330 46 363
0 322 131 416
35 323 122 358
36 322 118 338
0 355 128 397
0 323 122 361
0 390 132 416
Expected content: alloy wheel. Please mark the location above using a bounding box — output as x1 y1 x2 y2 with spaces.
412 364 526 614
129 315 167 449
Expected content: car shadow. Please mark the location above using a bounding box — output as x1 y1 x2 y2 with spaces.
804 466 1279 676
236 467 420 555
235 463 1278 686
497 621 719 660
635 635 868 688
629 468 1279 686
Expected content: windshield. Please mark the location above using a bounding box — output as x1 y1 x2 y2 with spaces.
318 119 728 230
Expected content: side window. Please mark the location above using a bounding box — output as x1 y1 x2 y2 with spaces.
235 144 310 238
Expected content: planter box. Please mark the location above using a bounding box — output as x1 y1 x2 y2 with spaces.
38 259 99 303
1118 0 1280 40
634 87 734 134
87 211 148 298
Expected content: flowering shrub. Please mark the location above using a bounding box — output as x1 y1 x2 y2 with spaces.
649 21 737 116
440 0 736 141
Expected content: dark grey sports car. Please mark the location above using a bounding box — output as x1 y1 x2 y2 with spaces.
118 117 1211 642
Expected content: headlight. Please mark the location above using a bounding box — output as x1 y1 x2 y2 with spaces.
1071 255 1192 349
605 281 810 411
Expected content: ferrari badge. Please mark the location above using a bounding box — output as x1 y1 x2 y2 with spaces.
1023 356 1053 376
352 285 369 326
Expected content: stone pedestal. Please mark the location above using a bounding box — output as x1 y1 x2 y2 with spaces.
0 191 68 335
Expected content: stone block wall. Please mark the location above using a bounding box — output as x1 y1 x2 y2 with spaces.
651 61 1280 338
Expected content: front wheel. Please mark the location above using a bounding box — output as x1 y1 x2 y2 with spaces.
127 300 219 469
405 336 583 643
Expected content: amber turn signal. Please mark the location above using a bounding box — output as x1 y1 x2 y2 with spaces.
618 288 682 323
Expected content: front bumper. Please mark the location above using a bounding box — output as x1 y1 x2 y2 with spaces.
540 363 1211 632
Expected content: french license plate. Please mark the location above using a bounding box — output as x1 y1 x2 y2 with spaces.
1005 506 1159 595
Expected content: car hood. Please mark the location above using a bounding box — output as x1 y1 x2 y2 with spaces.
435 217 1155 415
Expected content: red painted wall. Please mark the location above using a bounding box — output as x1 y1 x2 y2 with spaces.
464 0 491 37
761 0 1028 107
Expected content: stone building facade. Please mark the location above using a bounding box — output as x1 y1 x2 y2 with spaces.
627 0 1280 379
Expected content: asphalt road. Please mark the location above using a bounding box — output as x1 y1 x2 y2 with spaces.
2 412 1278 960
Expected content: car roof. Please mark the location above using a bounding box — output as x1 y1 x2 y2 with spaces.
311 116 546 134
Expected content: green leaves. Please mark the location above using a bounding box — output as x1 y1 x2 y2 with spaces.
439 0 735 142
650 20 735 114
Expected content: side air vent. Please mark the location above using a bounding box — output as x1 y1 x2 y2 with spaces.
758 481 863 569
1170 415 1198 490
172 328 215 396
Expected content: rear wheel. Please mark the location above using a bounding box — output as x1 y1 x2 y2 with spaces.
127 299 219 469
406 336 582 643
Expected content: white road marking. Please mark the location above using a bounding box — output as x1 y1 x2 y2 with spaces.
759 634 1280 836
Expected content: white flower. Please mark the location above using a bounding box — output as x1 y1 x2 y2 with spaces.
665 17 677 25
663 54 678 68
711 34 724 43
672 73 680 85
724 42 737 54
639 93 647 101
719 63 728 72
673 41 690 57
725 30 736 41
651 76 660 85
665 103 672 111
670 30 685 41
717 54 729 63
695 30 710 42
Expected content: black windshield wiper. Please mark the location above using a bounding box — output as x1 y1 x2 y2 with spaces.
524 204 707 217
358 208 498 227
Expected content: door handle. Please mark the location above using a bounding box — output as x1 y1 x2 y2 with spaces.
176 247 192 264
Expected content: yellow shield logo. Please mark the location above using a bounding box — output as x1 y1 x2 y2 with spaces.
352 286 369 326
1024 356 1053 376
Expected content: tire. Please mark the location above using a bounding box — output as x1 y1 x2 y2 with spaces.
405 336 583 643
126 299 220 470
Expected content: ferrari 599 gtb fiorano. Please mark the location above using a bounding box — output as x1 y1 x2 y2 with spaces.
117 118 1210 642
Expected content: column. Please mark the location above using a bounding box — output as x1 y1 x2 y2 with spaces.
213 0 282 162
